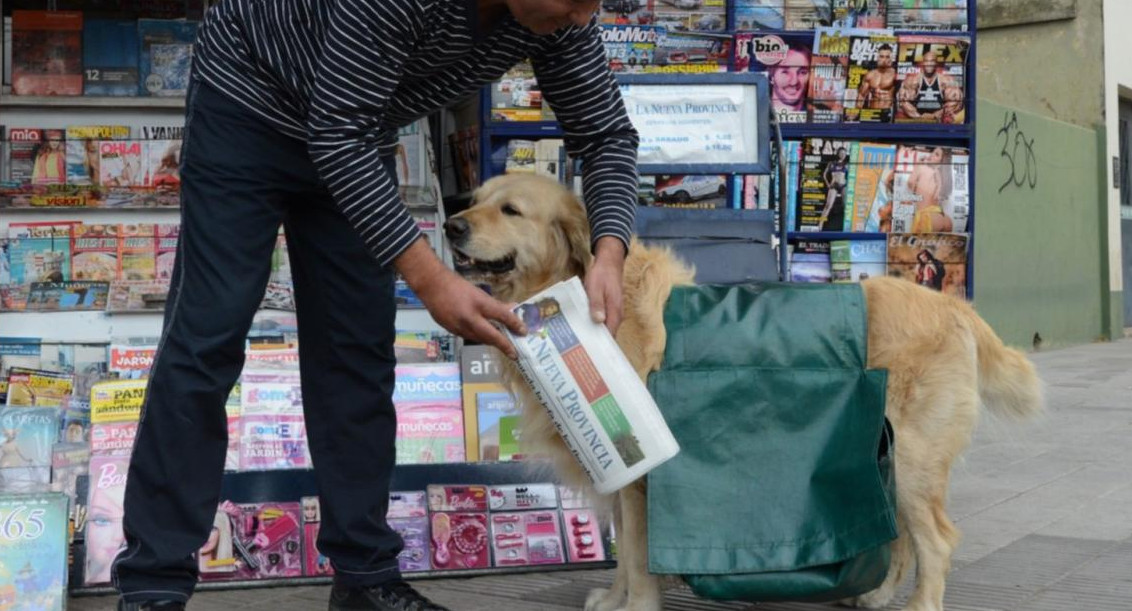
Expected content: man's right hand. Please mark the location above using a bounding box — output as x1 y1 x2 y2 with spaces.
393 238 527 359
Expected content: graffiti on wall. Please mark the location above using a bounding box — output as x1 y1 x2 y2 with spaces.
996 111 1038 193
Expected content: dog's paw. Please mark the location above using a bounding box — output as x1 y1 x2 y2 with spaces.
838 589 895 609
585 587 625 611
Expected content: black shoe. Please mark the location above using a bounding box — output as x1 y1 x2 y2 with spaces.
117 600 186 611
328 580 451 611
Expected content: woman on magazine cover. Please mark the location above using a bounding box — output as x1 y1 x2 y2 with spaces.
111 2 634 611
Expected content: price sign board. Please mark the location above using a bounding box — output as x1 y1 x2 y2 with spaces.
615 73 771 175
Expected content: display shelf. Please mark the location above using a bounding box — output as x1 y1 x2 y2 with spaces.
788 232 887 241
69 461 617 596
779 122 972 141
0 94 185 109
0 307 445 342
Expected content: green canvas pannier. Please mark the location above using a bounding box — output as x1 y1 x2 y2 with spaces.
645 282 897 603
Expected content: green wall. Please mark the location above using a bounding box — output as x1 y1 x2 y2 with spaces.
973 99 1110 349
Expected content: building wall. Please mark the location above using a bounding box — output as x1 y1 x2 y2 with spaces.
976 0 1104 129
973 99 1107 348
971 0 1120 347
1103 0 1132 330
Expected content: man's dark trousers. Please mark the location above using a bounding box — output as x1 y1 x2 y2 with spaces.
112 76 406 603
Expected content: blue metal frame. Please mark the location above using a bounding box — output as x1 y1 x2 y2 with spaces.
478 3 978 299
612 72 773 175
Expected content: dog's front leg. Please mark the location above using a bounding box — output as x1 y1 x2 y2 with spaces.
585 494 627 611
615 480 663 611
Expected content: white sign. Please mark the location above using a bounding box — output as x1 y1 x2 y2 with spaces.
618 83 761 168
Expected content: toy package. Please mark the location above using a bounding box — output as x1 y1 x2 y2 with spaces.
388 492 430 573
487 484 558 512
301 496 333 577
429 511 489 570
490 510 565 567
562 509 606 563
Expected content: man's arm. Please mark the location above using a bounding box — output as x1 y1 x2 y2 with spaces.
305 1 526 353
530 16 640 257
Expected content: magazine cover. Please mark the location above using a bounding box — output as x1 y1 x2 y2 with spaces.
650 0 726 33
489 60 554 122
887 232 969 297
849 142 897 232
785 0 833 30
5 128 46 185
476 392 520 462
83 453 128 585
600 25 660 73
118 223 156 282
155 224 179 285
64 125 130 188
89 378 146 425
891 145 970 233
50 441 89 508
599 0 653 25
98 140 145 188
108 344 155 379
225 385 241 472
25 281 110 312
459 345 511 460
895 35 969 124
648 30 731 74
887 0 968 31
14 128 65 187
10 10 83 96
5 368 73 408
733 0 785 30
797 137 853 232
843 30 899 123
0 491 70 610
833 0 887 28
137 19 198 97
238 416 306 473
71 223 120 282
734 33 812 124
646 174 729 209
0 407 58 492
789 240 832 283
7 221 74 284
830 240 852 283
394 363 465 464
504 139 536 174
850 239 887 281
262 233 294 311
145 139 182 190
808 27 858 124
82 18 140 96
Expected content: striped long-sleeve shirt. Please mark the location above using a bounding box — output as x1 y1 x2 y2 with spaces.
191 0 639 267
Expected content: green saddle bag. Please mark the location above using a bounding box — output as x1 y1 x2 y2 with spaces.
645 282 897 603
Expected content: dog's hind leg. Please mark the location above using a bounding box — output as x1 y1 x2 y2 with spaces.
586 494 628 611
840 515 915 609
615 480 663 611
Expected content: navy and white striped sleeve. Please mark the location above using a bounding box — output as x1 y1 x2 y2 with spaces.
531 19 640 254
304 0 425 268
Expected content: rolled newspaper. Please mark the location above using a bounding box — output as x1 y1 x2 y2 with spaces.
503 276 680 495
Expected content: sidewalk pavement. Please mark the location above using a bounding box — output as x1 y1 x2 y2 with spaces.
70 338 1132 610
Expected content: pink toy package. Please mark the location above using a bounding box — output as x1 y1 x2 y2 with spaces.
426 485 488 513
301 496 333 577
429 511 489 570
387 491 430 573
388 491 428 519
487 484 558 512
227 502 304 580
490 510 565 567
562 509 606 563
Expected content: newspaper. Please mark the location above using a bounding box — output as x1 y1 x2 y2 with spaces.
504 277 679 495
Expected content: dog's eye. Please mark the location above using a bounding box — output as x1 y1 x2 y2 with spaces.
502 203 522 217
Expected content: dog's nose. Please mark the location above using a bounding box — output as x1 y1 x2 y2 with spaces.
445 217 469 241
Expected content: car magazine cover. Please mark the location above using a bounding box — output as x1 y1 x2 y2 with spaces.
785 0 833 30
641 174 729 208
0 492 70 610
843 30 898 123
886 232 969 298
887 0 968 31
733 0 785 30
734 32 812 124
895 35 969 124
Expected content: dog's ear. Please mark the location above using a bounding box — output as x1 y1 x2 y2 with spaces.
558 191 593 278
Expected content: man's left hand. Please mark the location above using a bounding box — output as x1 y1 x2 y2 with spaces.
585 236 626 336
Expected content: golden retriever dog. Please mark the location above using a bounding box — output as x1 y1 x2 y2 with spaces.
443 173 1044 611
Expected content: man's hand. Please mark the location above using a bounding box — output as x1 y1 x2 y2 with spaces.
394 239 526 359
585 236 626 336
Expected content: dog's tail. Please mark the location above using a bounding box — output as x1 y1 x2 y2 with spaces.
967 308 1045 420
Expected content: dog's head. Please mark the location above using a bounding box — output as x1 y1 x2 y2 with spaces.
444 174 592 303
